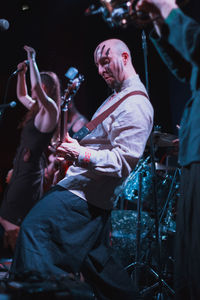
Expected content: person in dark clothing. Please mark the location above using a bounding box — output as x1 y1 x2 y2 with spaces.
136 1 200 299
0 45 61 253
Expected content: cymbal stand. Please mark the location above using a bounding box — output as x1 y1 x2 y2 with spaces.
123 168 144 292
125 30 175 299
159 167 180 232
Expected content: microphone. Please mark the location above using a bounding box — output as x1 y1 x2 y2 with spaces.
0 101 17 109
0 19 10 31
10 60 29 77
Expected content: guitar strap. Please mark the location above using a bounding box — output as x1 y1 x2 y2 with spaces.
72 90 149 142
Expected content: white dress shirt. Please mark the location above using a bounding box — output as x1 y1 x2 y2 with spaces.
58 74 154 209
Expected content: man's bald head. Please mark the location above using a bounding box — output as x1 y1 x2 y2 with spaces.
94 38 135 91
94 39 132 65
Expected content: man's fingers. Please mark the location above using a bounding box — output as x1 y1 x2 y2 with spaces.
56 157 65 162
65 132 73 143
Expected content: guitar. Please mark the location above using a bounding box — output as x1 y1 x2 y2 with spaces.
60 74 84 142
44 72 84 189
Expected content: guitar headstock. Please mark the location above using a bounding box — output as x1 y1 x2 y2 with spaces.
61 69 84 111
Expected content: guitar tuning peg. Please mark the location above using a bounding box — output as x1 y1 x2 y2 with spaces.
79 74 85 81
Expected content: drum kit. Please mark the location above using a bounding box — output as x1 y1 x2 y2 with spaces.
111 129 180 299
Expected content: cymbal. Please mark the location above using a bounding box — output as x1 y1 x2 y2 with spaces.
147 131 178 147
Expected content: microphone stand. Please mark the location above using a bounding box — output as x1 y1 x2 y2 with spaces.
142 29 162 273
140 30 175 299
125 30 175 299
0 63 26 122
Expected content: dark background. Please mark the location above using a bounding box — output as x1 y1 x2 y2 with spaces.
0 0 199 194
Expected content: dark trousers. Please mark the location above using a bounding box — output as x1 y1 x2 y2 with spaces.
174 163 200 300
10 186 137 300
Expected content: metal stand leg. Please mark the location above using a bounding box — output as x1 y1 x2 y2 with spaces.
120 30 176 299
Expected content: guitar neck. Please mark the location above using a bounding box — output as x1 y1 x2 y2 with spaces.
60 108 67 142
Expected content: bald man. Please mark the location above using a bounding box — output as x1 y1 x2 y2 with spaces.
10 39 154 299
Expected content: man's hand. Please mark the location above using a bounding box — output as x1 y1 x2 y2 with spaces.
56 133 80 162
136 0 178 19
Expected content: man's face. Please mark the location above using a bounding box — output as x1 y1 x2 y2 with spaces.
94 42 125 89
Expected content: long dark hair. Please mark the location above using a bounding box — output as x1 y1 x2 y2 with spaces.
40 71 61 107
19 71 61 141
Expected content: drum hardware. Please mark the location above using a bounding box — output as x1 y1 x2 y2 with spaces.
122 167 170 297
131 170 143 290
111 209 154 267
159 168 180 235
140 32 175 295
120 155 151 201
111 154 178 297
138 167 179 239
118 151 176 297
123 31 175 298
145 168 179 285
123 161 176 298
152 162 176 171
147 131 178 148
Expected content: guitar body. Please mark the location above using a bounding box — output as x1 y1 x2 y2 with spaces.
52 160 72 185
